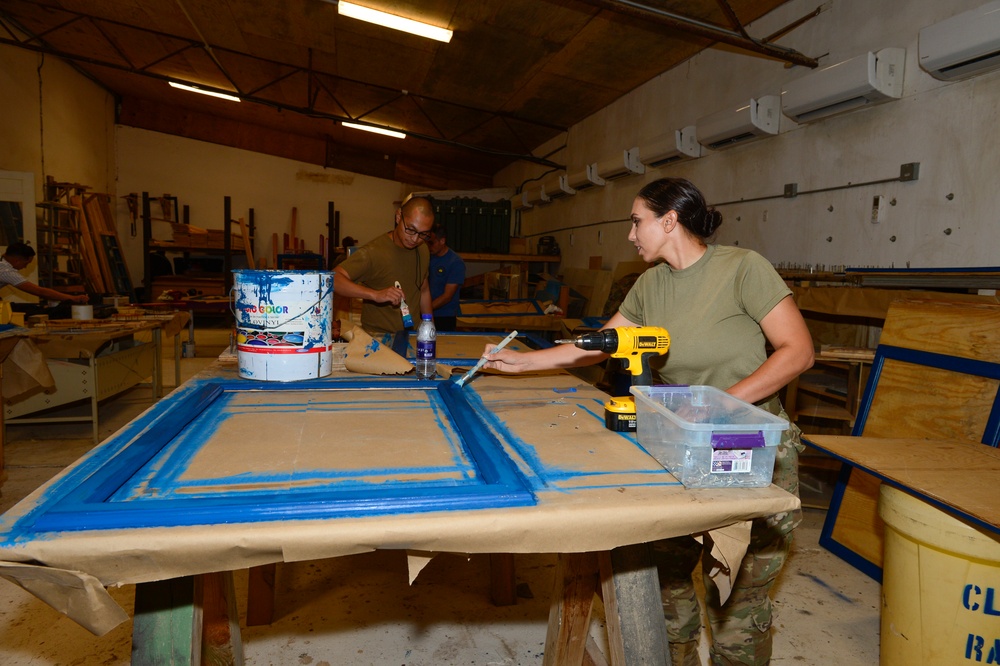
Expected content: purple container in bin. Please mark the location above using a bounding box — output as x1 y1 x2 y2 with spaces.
629 385 789 488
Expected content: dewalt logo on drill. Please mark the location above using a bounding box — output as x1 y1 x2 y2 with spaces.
636 336 659 349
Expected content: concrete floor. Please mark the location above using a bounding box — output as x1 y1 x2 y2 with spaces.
0 335 881 665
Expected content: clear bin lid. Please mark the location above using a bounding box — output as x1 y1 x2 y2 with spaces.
629 385 789 432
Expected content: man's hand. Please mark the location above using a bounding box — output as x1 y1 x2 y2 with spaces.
71 294 90 304
374 285 404 306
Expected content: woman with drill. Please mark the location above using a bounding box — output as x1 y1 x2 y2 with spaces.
482 177 814 666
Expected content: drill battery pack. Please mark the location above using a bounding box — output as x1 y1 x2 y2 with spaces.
604 396 637 432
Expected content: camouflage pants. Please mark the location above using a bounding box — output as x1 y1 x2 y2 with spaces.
653 403 802 666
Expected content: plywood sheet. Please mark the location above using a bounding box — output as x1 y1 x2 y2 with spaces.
808 436 1000 534
819 299 1000 577
561 267 613 318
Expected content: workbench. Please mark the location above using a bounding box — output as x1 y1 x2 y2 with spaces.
459 253 561 299
3 316 187 443
0 359 798 664
457 299 566 333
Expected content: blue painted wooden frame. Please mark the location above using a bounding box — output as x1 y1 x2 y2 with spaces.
7 378 536 536
815 343 1000 581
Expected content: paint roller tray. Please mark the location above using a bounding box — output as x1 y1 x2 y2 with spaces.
630 385 788 488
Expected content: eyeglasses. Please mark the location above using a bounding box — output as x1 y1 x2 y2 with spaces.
402 222 433 242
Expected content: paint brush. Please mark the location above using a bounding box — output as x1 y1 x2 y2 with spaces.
455 330 518 388
395 280 413 328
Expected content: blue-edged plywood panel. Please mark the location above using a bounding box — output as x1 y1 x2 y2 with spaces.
2 378 535 537
815 343 1000 582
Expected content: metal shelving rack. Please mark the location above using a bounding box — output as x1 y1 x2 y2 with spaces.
35 200 85 292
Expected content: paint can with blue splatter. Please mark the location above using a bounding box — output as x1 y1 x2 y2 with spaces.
233 270 334 381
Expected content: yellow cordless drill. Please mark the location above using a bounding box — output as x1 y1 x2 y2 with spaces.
555 326 671 431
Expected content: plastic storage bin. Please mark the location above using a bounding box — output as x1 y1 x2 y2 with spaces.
630 385 789 488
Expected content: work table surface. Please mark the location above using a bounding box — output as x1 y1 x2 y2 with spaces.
0 361 798 633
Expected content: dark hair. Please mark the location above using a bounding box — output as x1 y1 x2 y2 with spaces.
3 242 35 259
635 178 722 239
431 224 446 239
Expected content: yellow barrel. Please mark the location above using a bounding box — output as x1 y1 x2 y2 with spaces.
879 484 1000 665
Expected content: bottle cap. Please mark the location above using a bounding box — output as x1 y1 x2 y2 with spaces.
422 313 432 320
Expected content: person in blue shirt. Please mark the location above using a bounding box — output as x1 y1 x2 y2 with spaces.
426 225 465 331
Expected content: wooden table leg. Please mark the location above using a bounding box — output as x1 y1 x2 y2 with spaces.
489 553 517 606
246 563 276 626
543 552 600 666
133 572 243 666
599 545 671 665
201 571 243 665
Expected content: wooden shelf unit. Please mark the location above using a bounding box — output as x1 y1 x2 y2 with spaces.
141 193 254 300
786 348 874 433
35 201 86 292
458 252 561 299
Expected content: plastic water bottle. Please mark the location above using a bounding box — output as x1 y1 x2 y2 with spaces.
415 314 437 379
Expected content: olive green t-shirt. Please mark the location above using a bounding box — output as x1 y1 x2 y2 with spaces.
339 233 430 336
618 244 791 391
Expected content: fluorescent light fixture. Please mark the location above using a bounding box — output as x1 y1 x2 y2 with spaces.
337 1 453 43
342 121 406 139
168 81 241 102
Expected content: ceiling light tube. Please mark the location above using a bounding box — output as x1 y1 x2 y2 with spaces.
337 1 453 43
169 81 241 102
342 121 406 139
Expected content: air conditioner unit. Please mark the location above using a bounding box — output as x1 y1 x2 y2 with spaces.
919 0 1000 81
696 96 779 150
626 148 646 175
781 48 905 124
638 126 702 167
542 173 575 200
524 185 549 206
565 165 605 191
511 191 532 211
594 149 644 181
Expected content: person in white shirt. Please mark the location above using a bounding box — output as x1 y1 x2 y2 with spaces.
1 242 89 303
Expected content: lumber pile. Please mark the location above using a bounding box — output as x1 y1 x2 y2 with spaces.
77 192 134 297
168 223 243 249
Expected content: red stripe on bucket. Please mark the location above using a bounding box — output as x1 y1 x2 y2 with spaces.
237 345 332 354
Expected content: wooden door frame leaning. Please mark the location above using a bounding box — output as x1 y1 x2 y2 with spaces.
804 299 1000 581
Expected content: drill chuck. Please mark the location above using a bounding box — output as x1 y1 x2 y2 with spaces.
571 329 620 353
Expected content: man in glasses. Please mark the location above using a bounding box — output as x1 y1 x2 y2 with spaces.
334 196 434 337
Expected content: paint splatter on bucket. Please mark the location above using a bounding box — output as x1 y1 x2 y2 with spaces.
233 270 334 381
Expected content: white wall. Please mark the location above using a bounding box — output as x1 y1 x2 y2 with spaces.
499 0 1000 272
115 127 415 291
0 42 116 298
0 43 117 197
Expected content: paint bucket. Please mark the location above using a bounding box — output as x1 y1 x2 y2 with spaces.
232 270 334 381
71 304 94 320
879 484 1000 665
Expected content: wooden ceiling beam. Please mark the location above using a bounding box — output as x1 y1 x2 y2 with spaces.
578 0 818 68
118 96 493 190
